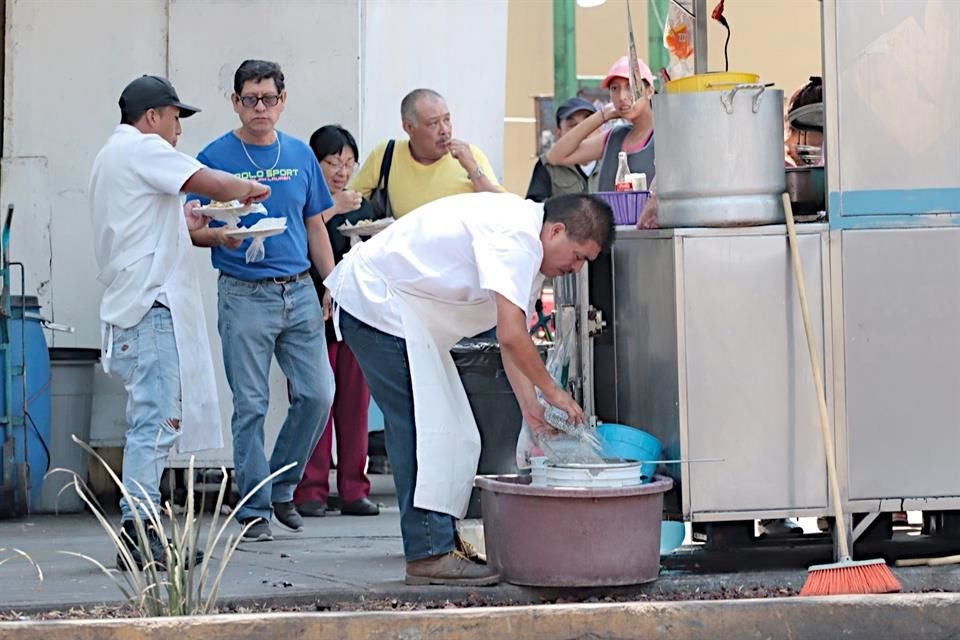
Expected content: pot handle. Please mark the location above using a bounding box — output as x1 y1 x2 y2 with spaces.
720 83 767 115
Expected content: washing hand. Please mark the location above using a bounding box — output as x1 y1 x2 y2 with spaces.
541 386 586 428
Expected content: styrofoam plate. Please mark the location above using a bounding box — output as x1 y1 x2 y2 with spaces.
224 217 287 239
196 201 267 222
338 218 394 237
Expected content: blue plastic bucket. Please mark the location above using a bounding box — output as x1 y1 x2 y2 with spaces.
597 423 664 481
660 520 686 554
0 296 52 511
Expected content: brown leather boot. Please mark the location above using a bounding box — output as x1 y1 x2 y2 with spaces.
405 550 499 586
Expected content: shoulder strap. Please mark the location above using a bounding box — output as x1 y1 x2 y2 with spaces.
377 139 396 192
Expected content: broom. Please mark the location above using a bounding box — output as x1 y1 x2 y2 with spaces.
782 193 902 596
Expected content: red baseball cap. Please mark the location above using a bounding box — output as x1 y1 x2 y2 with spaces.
600 56 655 89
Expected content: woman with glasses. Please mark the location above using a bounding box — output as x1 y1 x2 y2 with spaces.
293 125 380 518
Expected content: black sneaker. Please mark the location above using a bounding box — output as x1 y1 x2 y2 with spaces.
272 500 304 532
240 517 274 542
116 520 204 572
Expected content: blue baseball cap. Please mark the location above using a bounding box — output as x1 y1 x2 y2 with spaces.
556 97 597 126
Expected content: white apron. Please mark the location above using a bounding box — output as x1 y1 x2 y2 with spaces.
100 215 223 453
333 253 497 518
395 290 497 518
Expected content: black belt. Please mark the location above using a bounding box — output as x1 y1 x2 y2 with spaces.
151 300 169 310
258 269 311 285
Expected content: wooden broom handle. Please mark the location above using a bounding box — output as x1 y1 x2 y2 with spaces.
782 193 851 560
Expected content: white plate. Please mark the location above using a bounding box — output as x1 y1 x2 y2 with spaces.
338 218 394 237
196 202 267 222
224 217 287 240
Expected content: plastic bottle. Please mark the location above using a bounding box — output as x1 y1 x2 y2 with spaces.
614 152 633 192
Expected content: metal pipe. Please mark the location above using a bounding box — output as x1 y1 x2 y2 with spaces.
625 0 642 102
693 0 708 73
553 0 578 104
647 0 670 83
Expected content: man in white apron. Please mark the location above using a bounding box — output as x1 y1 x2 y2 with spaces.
326 192 614 585
90 75 269 571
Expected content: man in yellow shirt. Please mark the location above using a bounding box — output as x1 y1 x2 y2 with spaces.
350 88 502 218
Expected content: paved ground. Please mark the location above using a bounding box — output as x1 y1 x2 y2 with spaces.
2 473 960 616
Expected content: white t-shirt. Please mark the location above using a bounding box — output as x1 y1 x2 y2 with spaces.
327 192 546 338
89 125 203 328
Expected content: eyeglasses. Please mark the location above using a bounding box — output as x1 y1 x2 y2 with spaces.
238 94 281 108
321 158 358 173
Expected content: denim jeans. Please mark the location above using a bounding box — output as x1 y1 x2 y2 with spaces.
339 310 457 562
109 307 182 523
218 274 334 522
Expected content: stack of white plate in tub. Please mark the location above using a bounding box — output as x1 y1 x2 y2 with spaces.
529 423 664 489
530 457 646 489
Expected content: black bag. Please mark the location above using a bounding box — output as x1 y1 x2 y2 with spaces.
369 139 396 220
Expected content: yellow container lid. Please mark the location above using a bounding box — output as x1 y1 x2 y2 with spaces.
665 72 760 93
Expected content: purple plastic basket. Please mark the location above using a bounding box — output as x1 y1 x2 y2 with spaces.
594 191 650 226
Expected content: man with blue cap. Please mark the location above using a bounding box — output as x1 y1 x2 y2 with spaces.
525 96 600 202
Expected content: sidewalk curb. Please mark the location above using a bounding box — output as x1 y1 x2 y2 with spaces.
1 593 959 640
0 569 810 616
8 564 960 617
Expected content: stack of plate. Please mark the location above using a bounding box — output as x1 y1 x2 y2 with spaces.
530 457 645 489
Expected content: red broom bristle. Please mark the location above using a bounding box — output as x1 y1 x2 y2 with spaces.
800 562 902 596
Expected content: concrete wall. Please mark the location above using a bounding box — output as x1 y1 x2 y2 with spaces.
360 0 508 178
4 0 507 465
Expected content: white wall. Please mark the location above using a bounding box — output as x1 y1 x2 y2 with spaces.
832 0 960 193
4 0 508 466
3 0 168 340
359 0 508 179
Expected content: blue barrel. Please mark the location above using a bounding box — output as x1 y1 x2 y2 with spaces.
0 295 52 512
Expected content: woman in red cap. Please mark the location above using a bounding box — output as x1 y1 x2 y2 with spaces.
545 55 656 195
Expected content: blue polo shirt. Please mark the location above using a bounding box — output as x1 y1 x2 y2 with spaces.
195 130 333 281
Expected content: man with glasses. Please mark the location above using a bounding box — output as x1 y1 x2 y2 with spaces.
190 59 336 542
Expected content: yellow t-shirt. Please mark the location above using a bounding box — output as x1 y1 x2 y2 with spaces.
349 140 500 218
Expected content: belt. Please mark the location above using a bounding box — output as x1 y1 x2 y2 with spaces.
151 300 169 310
259 269 311 285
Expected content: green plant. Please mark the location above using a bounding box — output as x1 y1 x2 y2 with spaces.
53 435 294 617
0 547 43 588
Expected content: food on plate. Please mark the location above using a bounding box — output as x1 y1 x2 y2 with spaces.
339 217 394 229
207 200 242 209
340 218 373 228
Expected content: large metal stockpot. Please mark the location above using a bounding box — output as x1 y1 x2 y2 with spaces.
653 84 786 227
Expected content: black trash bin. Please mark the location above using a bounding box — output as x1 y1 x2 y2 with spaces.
452 339 548 519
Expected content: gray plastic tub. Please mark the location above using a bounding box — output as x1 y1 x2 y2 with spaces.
475 474 673 587
37 348 99 513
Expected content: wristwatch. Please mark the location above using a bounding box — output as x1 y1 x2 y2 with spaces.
470 165 485 180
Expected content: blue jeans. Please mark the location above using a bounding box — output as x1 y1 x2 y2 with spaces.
339 310 456 562
218 274 334 522
110 307 181 523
